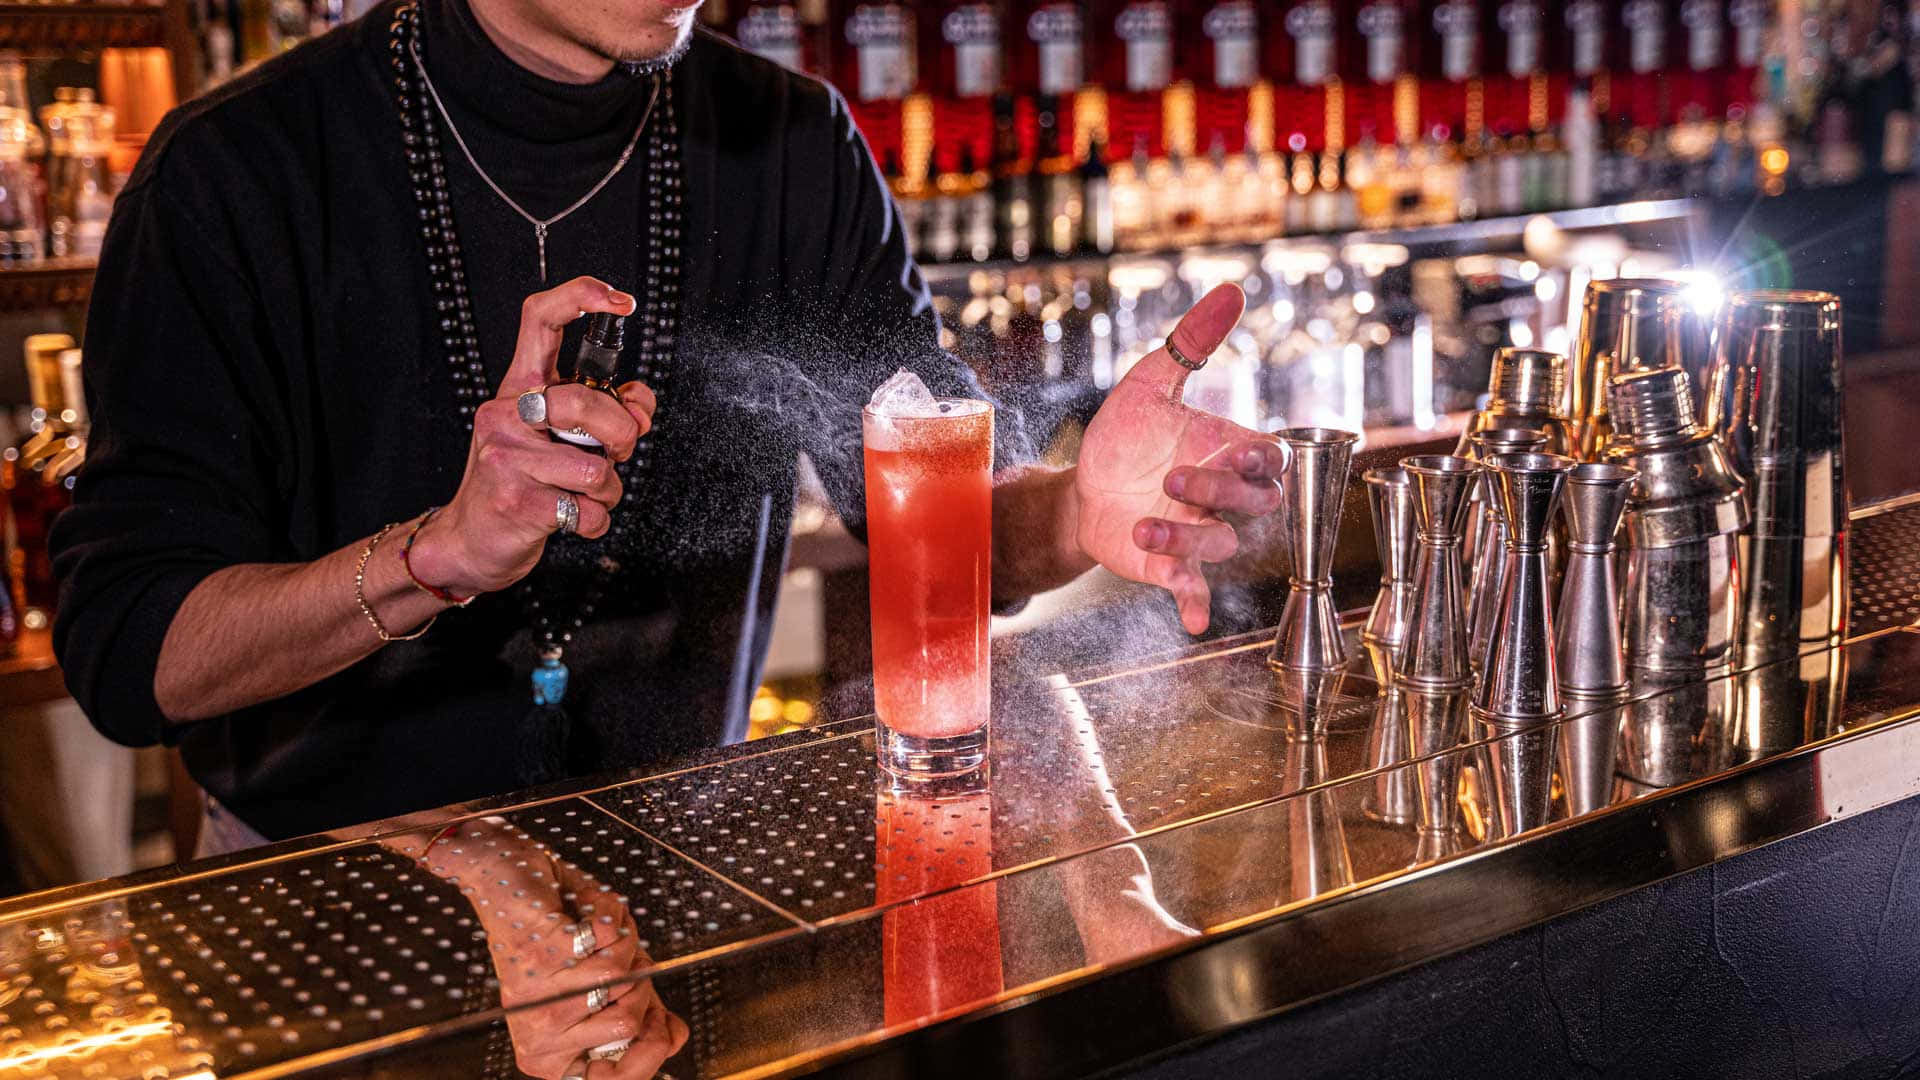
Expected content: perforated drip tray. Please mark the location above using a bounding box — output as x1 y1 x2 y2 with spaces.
1848 500 1920 636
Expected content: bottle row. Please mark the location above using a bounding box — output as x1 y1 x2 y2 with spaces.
0 332 88 650
0 58 119 265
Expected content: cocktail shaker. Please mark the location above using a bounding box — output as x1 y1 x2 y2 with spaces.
1570 278 1709 459
1473 452 1575 724
1396 455 1481 691
1605 368 1749 671
1465 428 1550 670
1555 463 1637 697
1362 467 1418 656
1456 346 1576 458
1718 290 1848 669
1271 427 1360 673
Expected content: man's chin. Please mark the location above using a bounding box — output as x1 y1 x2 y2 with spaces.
610 25 692 76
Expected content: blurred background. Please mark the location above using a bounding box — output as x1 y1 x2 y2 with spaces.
0 0 1916 896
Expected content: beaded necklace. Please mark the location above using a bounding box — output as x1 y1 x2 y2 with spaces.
385 2 685 735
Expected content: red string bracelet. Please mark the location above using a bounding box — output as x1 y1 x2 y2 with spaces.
401 507 476 607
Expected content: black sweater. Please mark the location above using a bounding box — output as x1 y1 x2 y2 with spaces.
53 0 1018 840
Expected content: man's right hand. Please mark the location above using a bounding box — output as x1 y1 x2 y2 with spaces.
408 277 657 599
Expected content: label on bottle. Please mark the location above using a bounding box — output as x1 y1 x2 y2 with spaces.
1204 1 1259 87
1622 0 1666 74
1286 1 1336 86
943 5 1000 96
1565 0 1606 76
738 5 805 71
1681 0 1723 70
1026 3 1084 94
1357 2 1406 84
1729 0 1766 67
1116 2 1173 92
846 4 916 100
1432 1 1480 81
1498 1 1543 76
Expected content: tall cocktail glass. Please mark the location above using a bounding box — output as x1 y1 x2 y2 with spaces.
863 397 994 779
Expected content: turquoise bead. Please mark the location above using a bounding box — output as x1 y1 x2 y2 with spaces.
531 656 569 706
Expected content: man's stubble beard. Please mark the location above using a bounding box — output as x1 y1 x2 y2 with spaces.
603 24 694 76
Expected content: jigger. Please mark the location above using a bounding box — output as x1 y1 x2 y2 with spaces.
1406 686 1471 863
1465 428 1550 670
1270 427 1360 673
1555 463 1637 696
1396 455 1480 691
1473 453 1574 723
1362 467 1417 655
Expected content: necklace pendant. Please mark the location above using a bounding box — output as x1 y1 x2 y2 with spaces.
532 650 569 705
534 222 548 282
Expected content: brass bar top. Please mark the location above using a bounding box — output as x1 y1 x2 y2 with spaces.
5 496 1920 1079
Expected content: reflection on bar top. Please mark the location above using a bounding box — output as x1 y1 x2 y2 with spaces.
2 500 1920 1079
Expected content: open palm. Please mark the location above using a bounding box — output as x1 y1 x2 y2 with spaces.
1074 284 1288 634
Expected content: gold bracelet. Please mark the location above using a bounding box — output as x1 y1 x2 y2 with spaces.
355 522 437 643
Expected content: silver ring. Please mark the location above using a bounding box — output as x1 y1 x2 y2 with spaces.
1165 337 1205 371
555 493 581 535
587 1038 631 1062
516 387 550 431
570 922 597 960
585 985 609 1013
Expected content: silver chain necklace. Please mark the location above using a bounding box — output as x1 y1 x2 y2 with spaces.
409 39 660 281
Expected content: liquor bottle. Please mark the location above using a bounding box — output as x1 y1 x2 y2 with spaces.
1190 0 1259 156
989 94 1034 260
925 0 1002 196
1034 94 1083 256
0 55 41 264
1092 0 1176 160
1079 135 1115 252
1726 0 1768 113
1419 0 1481 147
735 0 820 73
833 0 917 169
1616 0 1670 132
1268 0 1340 166
1110 136 1154 249
1677 0 1729 124
1561 0 1612 97
925 143 963 261
1011 0 1086 99
954 146 995 261
1347 0 1416 151
1286 143 1315 233
1488 0 1547 144
1564 82 1600 207
4 335 85 634
1348 129 1394 228
47 95 115 260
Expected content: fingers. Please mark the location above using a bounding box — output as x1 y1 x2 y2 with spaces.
501 277 638 397
498 443 624 507
1165 440 1288 516
542 384 644 461
616 381 657 429
1133 518 1239 563
604 1001 689 1079
1121 282 1247 401
1152 557 1214 635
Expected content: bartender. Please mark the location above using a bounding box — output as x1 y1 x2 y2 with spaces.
53 0 1282 851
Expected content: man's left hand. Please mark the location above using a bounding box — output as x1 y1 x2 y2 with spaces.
1072 283 1287 635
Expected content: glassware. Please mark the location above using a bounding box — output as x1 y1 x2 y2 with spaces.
863 396 995 779
5 336 85 635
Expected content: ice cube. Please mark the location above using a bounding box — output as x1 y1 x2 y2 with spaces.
868 368 942 417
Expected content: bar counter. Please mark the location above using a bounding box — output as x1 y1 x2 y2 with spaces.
4 495 1920 1079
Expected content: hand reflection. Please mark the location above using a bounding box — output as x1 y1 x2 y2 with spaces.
399 817 689 1079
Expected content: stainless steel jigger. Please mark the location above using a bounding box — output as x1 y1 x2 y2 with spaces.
1570 278 1707 460
1406 686 1471 862
1555 463 1638 697
1472 452 1575 723
1465 428 1550 670
1396 455 1480 691
1362 467 1417 655
1718 290 1848 669
1604 368 1750 671
1270 427 1360 673
1456 346 1576 459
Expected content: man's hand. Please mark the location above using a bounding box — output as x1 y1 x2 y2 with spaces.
408 277 658 598
1073 283 1287 635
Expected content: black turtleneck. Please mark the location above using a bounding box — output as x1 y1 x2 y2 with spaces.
52 0 1022 840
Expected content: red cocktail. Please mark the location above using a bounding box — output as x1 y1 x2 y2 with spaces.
863 396 994 778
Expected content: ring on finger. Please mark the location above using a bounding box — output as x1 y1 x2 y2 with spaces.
585 985 610 1013
561 1057 589 1080
1165 338 1205 371
516 387 551 431
555 493 582 535
587 1038 631 1063
569 922 597 960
